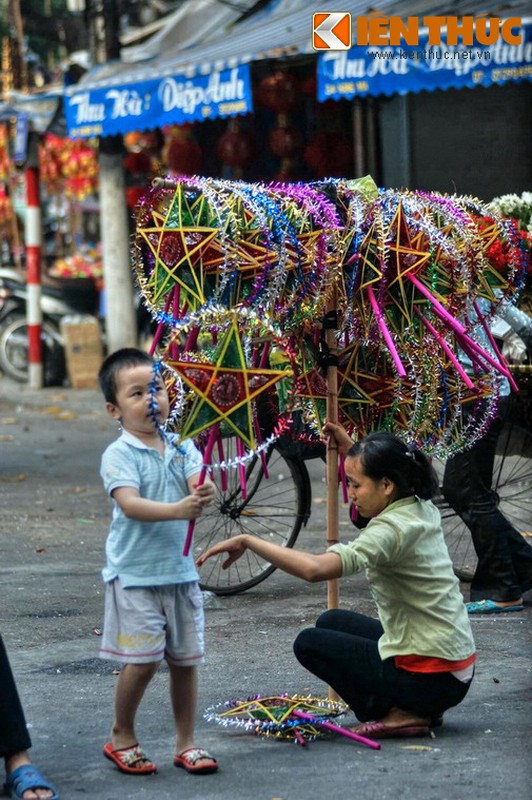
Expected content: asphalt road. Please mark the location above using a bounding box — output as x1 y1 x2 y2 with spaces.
1 380 530 800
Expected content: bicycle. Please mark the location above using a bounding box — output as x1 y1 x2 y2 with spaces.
195 372 532 596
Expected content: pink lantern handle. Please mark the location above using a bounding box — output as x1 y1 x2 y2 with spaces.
183 424 219 557
366 286 407 378
292 709 381 750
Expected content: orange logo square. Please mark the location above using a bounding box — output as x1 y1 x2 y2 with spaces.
313 12 352 50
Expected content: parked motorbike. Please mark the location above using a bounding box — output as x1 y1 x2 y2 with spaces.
0 268 100 386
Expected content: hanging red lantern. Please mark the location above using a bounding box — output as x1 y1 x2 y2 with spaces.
257 72 301 114
301 74 317 95
273 162 300 182
217 123 255 169
269 125 304 159
126 186 145 209
164 126 202 175
123 151 152 176
304 131 353 177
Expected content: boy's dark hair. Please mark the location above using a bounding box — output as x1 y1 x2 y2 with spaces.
347 431 439 501
98 347 155 404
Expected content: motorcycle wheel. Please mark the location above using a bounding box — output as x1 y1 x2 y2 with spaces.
0 315 66 386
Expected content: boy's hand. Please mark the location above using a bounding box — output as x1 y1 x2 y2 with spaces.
196 535 247 570
321 420 354 457
177 494 205 520
193 480 216 506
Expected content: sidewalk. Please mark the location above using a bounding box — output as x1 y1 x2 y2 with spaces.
1 380 530 799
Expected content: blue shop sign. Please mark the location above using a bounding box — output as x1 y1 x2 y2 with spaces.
13 113 29 163
64 64 252 138
317 22 532 100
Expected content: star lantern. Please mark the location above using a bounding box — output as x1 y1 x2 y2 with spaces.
162 311 295 451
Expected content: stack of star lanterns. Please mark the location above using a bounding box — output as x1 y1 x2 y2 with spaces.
131 175 526 493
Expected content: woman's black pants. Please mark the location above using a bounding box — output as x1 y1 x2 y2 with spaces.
293 610 472 722
0 634 32 760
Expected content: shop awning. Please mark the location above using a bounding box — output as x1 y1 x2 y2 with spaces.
0 90 62 133
63 0 532 137
63 0 376 138
317 18 532 100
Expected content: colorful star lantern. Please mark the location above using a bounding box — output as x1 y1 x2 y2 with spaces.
204 694 347 744
204 693 381 749
133 180 234 319
163 311 294 449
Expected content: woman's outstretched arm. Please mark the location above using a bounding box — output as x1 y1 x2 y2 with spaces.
197 535 343 583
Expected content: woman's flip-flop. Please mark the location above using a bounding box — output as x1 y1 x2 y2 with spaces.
4 764 59 800
174 747 218 774
466 599 524 614
103 742 157 774
350 721 430 739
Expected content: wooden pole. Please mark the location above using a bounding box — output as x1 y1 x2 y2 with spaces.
323 298 340 700
324 304 340 610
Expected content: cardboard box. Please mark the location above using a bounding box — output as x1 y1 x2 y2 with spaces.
60 316 104 389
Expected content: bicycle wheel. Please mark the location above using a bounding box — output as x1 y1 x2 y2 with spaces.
436 419 532 581
194 438 311 595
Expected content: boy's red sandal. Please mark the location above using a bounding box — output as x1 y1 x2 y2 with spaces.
174 747 218 774
103 742 157 774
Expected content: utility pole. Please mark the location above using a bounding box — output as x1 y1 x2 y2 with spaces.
86 0 138 352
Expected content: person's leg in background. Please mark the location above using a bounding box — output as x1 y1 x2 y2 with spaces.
443 400 532 610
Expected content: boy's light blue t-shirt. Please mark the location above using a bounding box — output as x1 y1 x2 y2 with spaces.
100 430 204 588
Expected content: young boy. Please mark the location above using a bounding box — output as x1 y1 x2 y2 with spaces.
97 348 218 776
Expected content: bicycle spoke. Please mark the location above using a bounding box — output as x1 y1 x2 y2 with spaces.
194 437 309 594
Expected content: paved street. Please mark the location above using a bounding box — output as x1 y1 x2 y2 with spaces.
1 379 530 799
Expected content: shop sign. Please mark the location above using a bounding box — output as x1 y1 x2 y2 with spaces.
64 64 253 138
13 113 29 164
317 20 532 100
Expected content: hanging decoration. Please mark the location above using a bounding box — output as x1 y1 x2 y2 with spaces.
38 134 65 195
60 139 98 200
304 131 353 178
258 71 303 181
217 118 255 177
163 124 203 176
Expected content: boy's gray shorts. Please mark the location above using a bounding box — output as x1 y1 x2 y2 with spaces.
99 578 205 666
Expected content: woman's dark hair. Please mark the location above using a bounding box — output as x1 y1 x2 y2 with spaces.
98 347 155 404
347 431 439 500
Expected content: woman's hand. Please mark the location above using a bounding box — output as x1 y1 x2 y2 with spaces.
196 535 247 570
321 420 354 456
